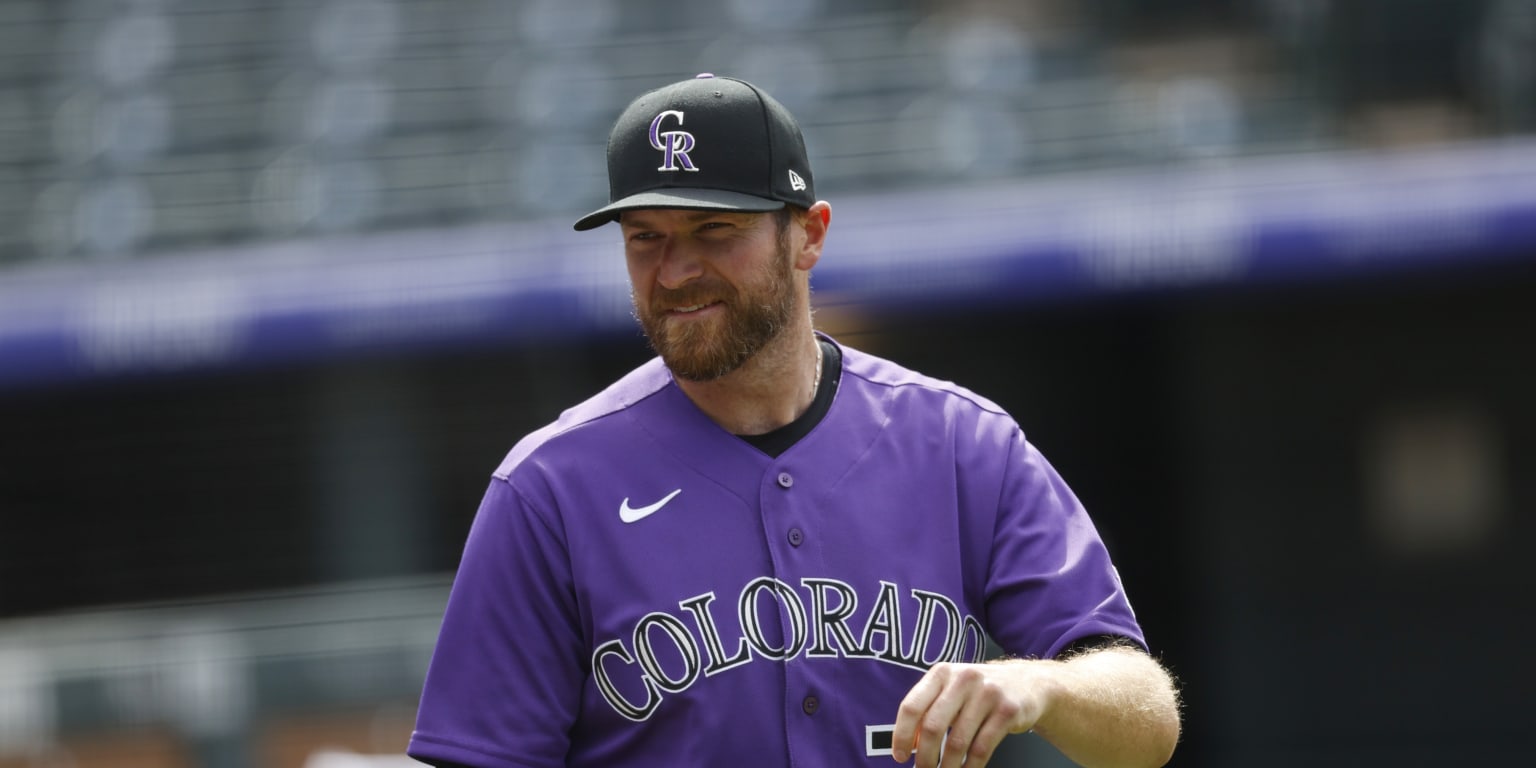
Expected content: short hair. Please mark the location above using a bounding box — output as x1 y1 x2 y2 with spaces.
773 205 808 248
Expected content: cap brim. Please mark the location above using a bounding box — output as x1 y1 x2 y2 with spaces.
572 188 786 231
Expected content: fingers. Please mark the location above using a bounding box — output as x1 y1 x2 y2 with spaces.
893 663 1033 767
891 664 946 762
930 666 1004 768
948 698 1012 768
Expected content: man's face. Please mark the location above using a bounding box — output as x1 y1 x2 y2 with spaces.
620 209 798 381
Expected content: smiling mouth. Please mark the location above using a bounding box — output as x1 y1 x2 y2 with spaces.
669 301 721 315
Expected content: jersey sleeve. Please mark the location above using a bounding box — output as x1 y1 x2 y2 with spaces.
408 477 584 768
980 425 1146 659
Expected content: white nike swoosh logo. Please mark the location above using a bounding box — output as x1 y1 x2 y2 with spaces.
619 488 682 523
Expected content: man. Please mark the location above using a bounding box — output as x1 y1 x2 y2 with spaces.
408 74 1179 768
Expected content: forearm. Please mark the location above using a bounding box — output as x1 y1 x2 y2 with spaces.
1023 646 1180 768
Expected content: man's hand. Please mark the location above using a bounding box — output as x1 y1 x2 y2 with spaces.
890 661 1053 767
890 647 1180 768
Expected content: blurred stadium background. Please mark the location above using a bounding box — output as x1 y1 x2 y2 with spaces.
1 0 1533 765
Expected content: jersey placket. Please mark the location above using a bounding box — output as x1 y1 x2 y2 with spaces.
757 456 835 766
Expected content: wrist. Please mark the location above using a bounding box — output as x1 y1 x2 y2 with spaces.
989 657 1070 736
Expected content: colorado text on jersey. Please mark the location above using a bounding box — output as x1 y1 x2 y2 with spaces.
591 576 986 721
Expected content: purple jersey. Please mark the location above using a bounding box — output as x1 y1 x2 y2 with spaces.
408 337 1142 768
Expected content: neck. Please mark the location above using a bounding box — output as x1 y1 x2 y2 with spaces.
675 324 822 436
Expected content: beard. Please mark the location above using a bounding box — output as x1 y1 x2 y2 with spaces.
633 238 797 382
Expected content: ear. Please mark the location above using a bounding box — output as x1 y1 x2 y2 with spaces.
794 201 832 271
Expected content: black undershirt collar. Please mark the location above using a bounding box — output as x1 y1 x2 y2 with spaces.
738 338 841 458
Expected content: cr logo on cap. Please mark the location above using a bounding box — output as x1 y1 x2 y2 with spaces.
649 110 699 172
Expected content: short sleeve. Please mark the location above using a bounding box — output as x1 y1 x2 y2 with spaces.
408 478 584 768
982 428 1145 659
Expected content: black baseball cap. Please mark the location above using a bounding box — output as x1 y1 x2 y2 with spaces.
573 74 816 231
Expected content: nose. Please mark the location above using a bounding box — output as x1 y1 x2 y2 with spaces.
655 239 704 290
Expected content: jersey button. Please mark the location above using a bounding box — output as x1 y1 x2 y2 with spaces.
788 528 804 547
802 695 819 715
776 472 794 488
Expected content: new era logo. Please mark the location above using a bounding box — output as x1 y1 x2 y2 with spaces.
788 169 806 191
